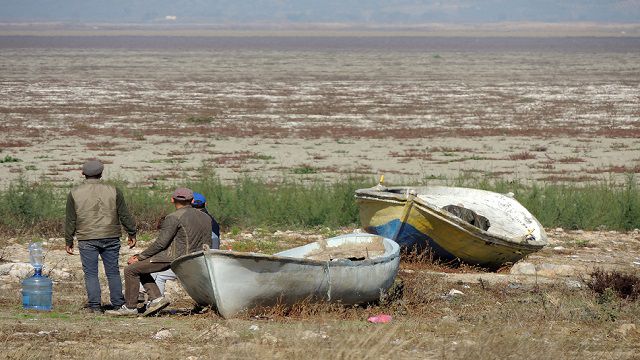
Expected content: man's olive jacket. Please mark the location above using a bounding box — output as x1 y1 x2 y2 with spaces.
65 179 137 246
137 205 211 263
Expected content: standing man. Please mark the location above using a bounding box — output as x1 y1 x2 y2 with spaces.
107 187 211 316
65 159 137 313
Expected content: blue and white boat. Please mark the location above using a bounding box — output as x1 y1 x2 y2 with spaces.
355 184 547 269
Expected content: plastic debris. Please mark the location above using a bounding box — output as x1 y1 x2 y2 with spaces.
367 314 392 324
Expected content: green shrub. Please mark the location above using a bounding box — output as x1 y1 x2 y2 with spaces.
186 116 215 124
451 175 640 231
291 165 318 175
0 155 21 163
0 179 64 235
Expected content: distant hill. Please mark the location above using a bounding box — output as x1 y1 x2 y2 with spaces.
1 0 639 23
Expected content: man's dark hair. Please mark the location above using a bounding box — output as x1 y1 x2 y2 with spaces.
173 198 192 206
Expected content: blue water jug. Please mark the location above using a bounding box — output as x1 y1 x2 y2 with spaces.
22 268 53 311
22 242 53 311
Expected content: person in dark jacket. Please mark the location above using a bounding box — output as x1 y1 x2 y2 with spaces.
106 187 211 316
192 192 220 249
139 192 220 299
65 160 137 313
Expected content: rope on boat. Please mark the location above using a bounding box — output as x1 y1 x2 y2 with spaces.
325 260 332 301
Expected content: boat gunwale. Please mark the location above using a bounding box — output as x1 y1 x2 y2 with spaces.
172 237 401 269
355 187 547 250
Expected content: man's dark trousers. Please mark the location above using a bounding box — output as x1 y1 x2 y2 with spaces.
78 238 125 309
124 259 170 309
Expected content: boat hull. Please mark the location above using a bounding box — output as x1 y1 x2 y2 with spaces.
172 234 400 318
356 186 547 269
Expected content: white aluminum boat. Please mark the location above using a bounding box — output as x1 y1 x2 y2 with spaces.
171 233 400 318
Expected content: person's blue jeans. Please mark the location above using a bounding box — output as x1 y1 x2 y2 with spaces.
78 238 125 309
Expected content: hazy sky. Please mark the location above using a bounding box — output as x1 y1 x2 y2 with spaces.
2 0 639 23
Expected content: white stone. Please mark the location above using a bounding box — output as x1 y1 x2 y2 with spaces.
510 262 536 275
448 289 464 297
163 280 183 296
301 330 325 340
441 315 458 323
209 324 239 339
260 333 279 345
564 279 583 289
554 228 564 233
615 324 637 337
6 263 33 280
536 263 576 277
552 246 565 251
49 269 72 280
152 329 173 340
0 263 14 276
248 324 260 331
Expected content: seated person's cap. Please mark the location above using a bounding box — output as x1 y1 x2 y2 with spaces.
192 192 206 207
172 187 194 201
82 159 104 176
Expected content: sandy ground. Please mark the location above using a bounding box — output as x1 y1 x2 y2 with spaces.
1 38 639 187
2 135 640 187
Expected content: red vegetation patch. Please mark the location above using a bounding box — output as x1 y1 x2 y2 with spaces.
60 160 85 166
389 148 433 163
85 141 124 151
0 140 31 148
586 165 640 174
509 151 536 160
212 151 260 165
